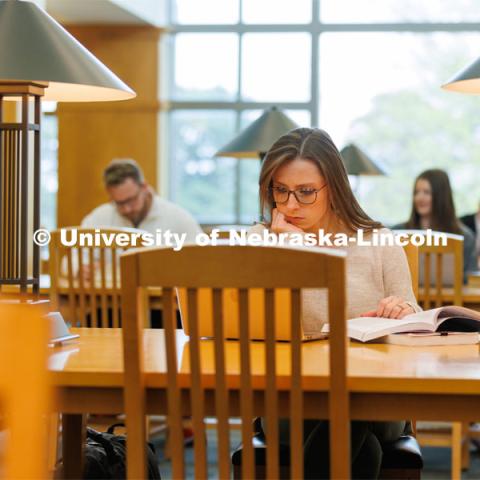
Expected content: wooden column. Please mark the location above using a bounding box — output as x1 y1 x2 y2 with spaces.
57 25 163 227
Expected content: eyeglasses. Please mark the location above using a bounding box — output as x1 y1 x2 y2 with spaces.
270 184 327 205
113 188 142 208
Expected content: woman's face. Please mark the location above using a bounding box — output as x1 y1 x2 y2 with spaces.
272 158 330 233
414 178 432 217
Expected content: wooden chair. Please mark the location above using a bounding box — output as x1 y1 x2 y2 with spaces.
396 230 463 308
230 240 423 479
49 227 167 457
402 241 419 298
121 244 350 479
420 232 463 308
0 301 50 479
396 231 467 478
49 226 140 327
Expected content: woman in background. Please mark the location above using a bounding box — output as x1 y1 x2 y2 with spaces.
251 127 419 479
394 168 477 279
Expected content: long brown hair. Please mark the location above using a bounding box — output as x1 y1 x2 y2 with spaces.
405 169 462 234
259 128 382 232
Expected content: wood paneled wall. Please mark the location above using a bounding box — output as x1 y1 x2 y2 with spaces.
57 25 164 227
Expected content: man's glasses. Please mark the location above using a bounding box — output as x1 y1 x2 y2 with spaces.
114 189 142 208
270 184 327 205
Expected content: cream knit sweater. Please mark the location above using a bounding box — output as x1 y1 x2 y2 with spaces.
248 224 420 335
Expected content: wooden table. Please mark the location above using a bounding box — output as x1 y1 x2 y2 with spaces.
51 328 480 478
0 273 51 296
416 273 480 307
418 285 480 307
468 272 480 287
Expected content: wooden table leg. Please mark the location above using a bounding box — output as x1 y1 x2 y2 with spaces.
62 413 85 479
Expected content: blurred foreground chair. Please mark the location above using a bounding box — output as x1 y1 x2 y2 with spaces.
0 301 50 479
121 244 351 479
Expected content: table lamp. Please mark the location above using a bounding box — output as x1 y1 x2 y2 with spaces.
442 56 480 94
340 143 385 176
215 106 299 161
0 0 135 295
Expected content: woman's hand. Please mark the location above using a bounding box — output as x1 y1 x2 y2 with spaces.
360 296 415 319
270 208 304 234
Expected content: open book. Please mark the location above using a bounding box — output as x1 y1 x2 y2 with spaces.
348 306 480 343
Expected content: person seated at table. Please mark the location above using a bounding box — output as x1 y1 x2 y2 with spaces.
460 200 480 263
393 169 477 282
78 158 201 281
82 158 201 238
81 159 202 328
250 127 420 479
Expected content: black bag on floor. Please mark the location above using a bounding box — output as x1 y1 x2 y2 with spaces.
56 423 161 479
83 423 161 479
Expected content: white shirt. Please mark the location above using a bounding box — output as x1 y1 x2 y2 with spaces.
81 195 202 242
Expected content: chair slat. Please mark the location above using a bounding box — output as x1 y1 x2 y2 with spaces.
163 287 185 479
66 247 77 326
212 288 230 480
121 254 147 479
187 288 208 478
424 252 431 310
100 247 109 327
328 258 350 479
435 253 443 308
48 235 60 311
239 288 254 479
289 288 303 480
112 247 120 327
88 247 98 327
453 241 463 306
264 288 279 480
77 247 87 326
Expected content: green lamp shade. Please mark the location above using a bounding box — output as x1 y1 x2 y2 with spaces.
442 56 480 94
0 0 135 101
215 107 299 158
340 144 385 176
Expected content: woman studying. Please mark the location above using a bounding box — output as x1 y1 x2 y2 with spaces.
250 127 420 479
394 168 478 280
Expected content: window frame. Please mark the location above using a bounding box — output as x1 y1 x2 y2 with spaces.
166 0 480 225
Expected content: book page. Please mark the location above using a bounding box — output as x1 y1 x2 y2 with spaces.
347 315 435 342
435 306 480 329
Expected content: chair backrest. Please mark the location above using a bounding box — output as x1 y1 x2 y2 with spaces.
49 227 140 327
121 244 348 479
402 241 419 298
396 230 463 308
0 301 50 479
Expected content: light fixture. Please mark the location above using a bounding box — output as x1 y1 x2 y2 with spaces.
0 0 135 295
215 106 299 161
340 143 385 176
442 56 480 94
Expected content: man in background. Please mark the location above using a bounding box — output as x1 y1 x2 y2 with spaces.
81 159 201 331
82 158 201 240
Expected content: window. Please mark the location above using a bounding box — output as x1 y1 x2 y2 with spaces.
320 32 480 222
41 103 58 231
168 0 480 225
